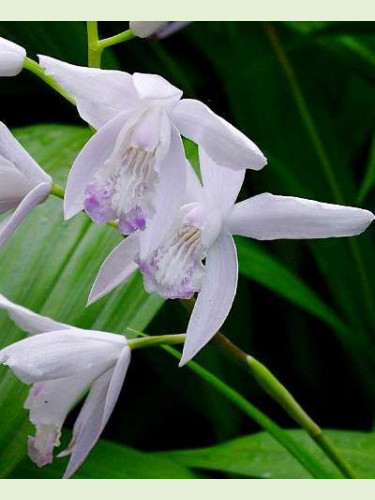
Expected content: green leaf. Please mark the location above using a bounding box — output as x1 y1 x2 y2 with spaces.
236 237 348 337
0 124 164 477
358 133 375 204
156 429 375 479
9 438 197 479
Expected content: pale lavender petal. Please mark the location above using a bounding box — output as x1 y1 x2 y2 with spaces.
154 22 191 39
0 182 51 248
0 37 26 76
173 99 267 171
0 293 73 335
185 162 204 203
0 122 51 184
227 193 375 240
62 346 131 479
129 21 167 38
64 111 131 220
199 147 244 212
179 233 238 366
139 125 186 259
88 232 139 305
0 329 122 384
38 56 140 129
133 73 182 105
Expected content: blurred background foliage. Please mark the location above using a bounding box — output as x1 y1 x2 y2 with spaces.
0 21 374 479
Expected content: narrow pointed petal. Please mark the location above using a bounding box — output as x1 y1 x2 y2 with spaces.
0 329 124 384
228 193 375 240
154 22 191 39
173 99 267 171
64 111 131 220
0 157 35 209
180 233 238 366
0 182 51 248
133 73 182 105
0 37 26 76
199 147 244 212
139 125 186 258
88 232 139 305
62 347 131 479
26 372 94 467
0 294 72 335
38 56 140 129
0 122 51 184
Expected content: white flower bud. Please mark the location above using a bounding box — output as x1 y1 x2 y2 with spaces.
0 36 26 76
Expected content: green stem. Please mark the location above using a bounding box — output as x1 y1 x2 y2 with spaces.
23 58 75 105
264 21 375 323
211 332 358 479
87 21 102 68
50 183 65 200
98 29 135 49
127 328 331 478
161 344 331 479
128 334 186 350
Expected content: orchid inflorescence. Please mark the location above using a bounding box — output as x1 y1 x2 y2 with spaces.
0 23 373 479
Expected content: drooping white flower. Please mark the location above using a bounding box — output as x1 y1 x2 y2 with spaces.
89 148 374 365
0 37 26 76
38 55 267 256
0 294 131 479
0 122 52 248
129 21 191 39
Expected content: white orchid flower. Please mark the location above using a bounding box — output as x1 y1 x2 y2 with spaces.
0 294 131 479
0 122 52 248
129 22 191 39
88 148 374 366
0 37 26 76
38 55 266 256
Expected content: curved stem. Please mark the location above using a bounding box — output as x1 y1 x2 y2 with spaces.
50 183 65 199
211 332 358 479
87 21 102 68
23 58 75 105
127 329 332 478
98 29 135 49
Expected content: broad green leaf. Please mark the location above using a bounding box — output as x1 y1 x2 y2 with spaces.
9 438 197 479
157 429 375 479
236 237 348 338
0 124 164 477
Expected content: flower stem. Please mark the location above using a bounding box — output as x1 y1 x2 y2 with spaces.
210 332 358 479
87 21 102 68
98 29 135 50
128 333 186 350
50 183 65 199
23 57 75 105
127 329 332 478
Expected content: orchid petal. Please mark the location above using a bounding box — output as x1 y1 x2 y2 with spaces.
38 56 140 129
199 147 245 212
64 111 132 220
0 37 26 76
154 22 191 39
88 232 139 305
0 329 124 384
139 125 186 258
25 372 94 467
0 157 35 209
185 162 204 203
227 193 375 240
180 233 238 366
133 73 182 106
173 99 267 171
0 122 51 184
0 182 51 248
62 346 131 479
0 293 73 335
129 21 167 38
